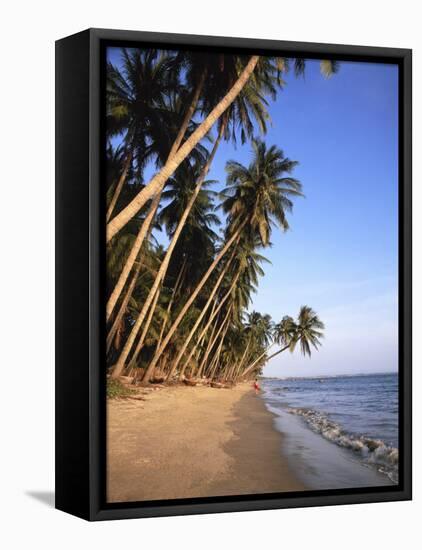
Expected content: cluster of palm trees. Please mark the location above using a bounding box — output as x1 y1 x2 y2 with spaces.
106 48 332 386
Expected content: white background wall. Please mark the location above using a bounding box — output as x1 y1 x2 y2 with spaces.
0 1 419 548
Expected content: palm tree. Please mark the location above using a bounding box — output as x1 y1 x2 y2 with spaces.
106 237 161 358
204 304 234 379
131 172 221 372
105 65 209 320
110 153 221 379
106 254 143 353
105 143 126 211
222 139 303 245
105 49 177 221
107 53 334 326
107 49 280 321
106 50 339 384
176 237 269 381
247 312 274 367
172 256 239 381
241 314 293 376
272 315 298 349
106 55 339 241
112 56 279 381
142 140 302 382
242 306 325 377
268 306 325 359
106 55 261 242
208 239 270 382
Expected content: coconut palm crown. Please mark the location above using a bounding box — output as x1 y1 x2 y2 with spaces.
291 306 325 356
221 139 303 246
272 306 325 357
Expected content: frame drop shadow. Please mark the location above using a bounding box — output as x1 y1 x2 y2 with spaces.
26 491 55 508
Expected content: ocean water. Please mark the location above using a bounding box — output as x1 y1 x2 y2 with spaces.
261 373 399 489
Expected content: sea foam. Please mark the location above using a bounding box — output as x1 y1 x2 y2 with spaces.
287 407 399 483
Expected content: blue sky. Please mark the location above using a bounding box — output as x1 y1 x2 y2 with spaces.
107 49 399 377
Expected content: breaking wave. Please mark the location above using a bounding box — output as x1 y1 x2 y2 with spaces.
288 407 399 483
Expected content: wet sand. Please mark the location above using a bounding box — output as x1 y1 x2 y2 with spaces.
107 383 304 503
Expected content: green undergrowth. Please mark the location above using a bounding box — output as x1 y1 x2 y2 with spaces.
107 378 136 399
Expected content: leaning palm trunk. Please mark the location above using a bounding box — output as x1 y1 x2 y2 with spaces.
156 257 187 351
182 327 208 378
228 361 241 382
106 256 142 353
241 347 272 378
177 270 240 380
198 306 232 379
208 316 231 380
242 344 289 378
230 362 241 382
224 363 237 382
232 340 252 381
206 348 220 380
142 220 246 383
106 56 260 242
265 344 291 362
237 339 252 372
126 283 161 370
106 72 206 317
167 68 207 159
111 134 224 380
106 196 159 321
194 311 220 379
136 120 227 356
184 299 219 378
106 149 133 223
225 346 247 381
169 251 237 381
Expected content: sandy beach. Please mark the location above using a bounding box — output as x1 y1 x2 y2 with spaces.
106 383 304 503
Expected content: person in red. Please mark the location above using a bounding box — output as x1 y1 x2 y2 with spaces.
253 378 260 395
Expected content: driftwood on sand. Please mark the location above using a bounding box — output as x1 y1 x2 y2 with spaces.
183 378 197 386
211 381 230 389
119 375 134 384
150 369 166 384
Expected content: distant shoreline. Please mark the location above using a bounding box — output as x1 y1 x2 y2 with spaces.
106 383 303 503
262 371 398 380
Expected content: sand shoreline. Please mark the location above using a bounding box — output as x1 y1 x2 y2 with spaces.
106 383 304 503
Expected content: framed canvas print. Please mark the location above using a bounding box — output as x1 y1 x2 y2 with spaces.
55 28 412 521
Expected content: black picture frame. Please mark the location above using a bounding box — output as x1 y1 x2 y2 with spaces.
55 28 412 521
